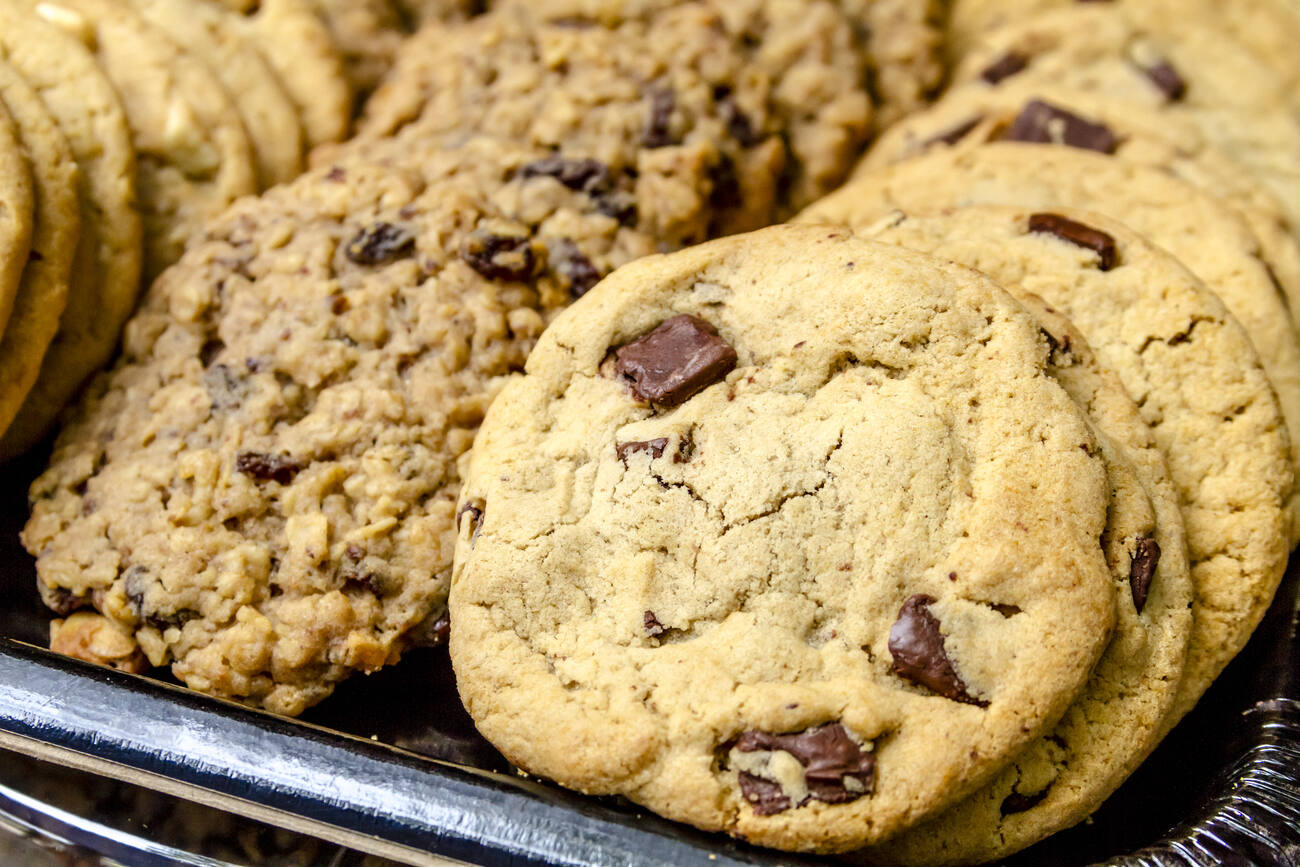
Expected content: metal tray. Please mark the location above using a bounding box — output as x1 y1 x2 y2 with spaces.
2 445 1299 866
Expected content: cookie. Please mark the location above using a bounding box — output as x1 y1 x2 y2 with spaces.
31 0 257 278
831 143 1300 545
450 224 1118 852
0 5 142 458
847 211 1196 865
0 57 32 344
803 197 1291 728
859 82 1300 327
0 60 59 439
213 0 351 149
359 1 871 223
127 0 305 188
22 136 665 715
945 0 1300 97
946 6 1300 235
836 0 945 127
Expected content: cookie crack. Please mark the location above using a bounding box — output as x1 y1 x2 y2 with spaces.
1135 316 1213 354
720 431 844 533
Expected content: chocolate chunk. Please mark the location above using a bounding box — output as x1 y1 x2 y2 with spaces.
889 594 988 706
521 156 612 193
738 772 791 815
1129 537 1161 614
551 239 601 298
458 498 485 544
733 724 875 813
1028 212 1118 270
1140 59 1186 102
643 610 667 637
460 230 538 282
617 437 669 463
981 51 1027 84
325 166 346 182
235 451 302 485
204 364 245 411
345 222 415 265
644 88 677 148
925 116 983 148
614 315 738 407
1002 100 1118 153
1001 787 1050 815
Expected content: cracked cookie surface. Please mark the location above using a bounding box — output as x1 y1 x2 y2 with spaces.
829 143 1300 545
22 136 661 715
802 204 1289 736
450 224 1116 852
858 282 1193 866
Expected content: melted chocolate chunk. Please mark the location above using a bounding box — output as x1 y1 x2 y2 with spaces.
1129 536 1161 614
345 222 415 265
1002 100 1118 153
1140 59 1186 102
889 594 988 706
551 239 601 298
617 437 669 463
644 88 677 147
460 230 537 282
1001 787 1050 815
925 116 983 148
458 499 485 544
235 451 302 485
521 156 612 193
733 724 875 813
643 610 667 637
1028 212 1119 270
613 315 737 407
738 772 791 815
981 51 1027 84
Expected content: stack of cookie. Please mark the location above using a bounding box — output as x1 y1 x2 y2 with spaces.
0 0 454 460
13 0 1300 862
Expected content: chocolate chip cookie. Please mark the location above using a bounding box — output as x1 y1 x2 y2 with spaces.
23 135 664 715
846 213 1199 865
827 143 1300 546
804 203 1289 737
355 1 872 226
946 6 1300 237
450 224 1117 852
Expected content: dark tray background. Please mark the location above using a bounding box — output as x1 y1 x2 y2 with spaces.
2 443 1298 866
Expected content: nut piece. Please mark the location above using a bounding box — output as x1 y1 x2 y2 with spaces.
49 612 147 673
